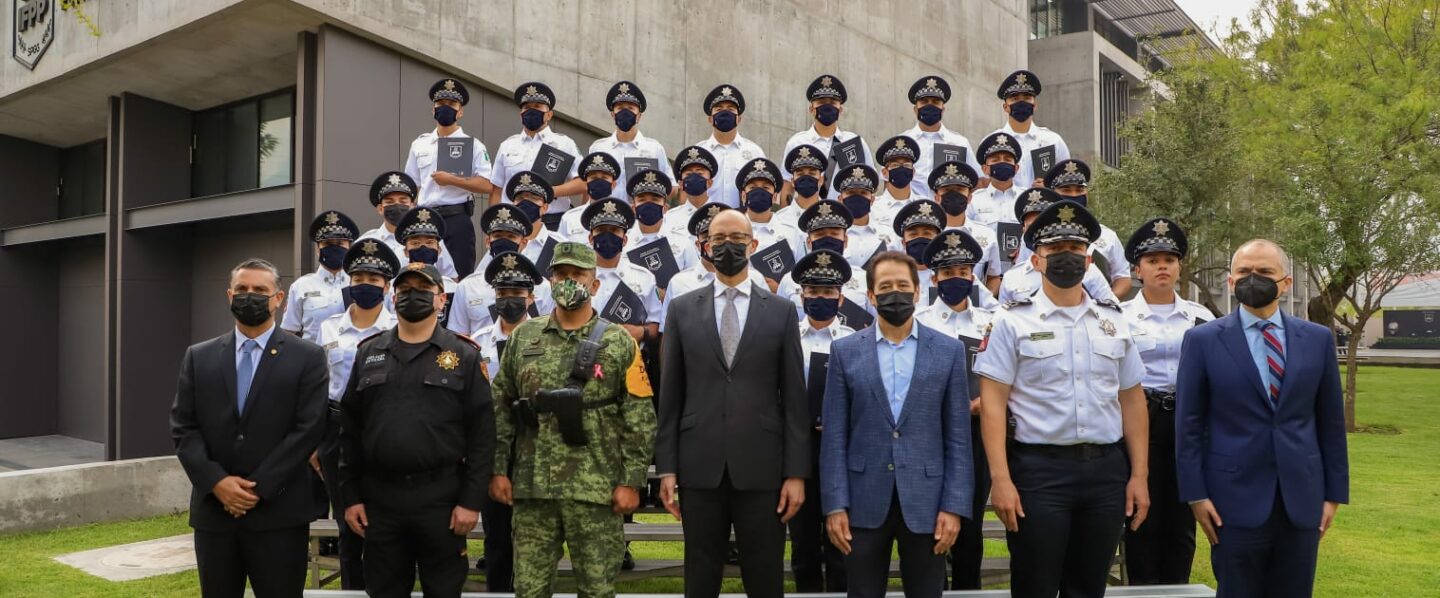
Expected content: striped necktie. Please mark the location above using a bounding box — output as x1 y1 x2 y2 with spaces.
1260 322 1284 406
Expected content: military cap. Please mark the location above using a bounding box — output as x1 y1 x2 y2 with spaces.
1014 187 1063 223
480 203 532 237
505 171 555 204
735 157 783 190
924 229 983 269
582 198 635 231
673 145 718 176
396 206 446 241
429 78 469 105
892 199 945 237
580 151 621 179
344 238 402 279
369 171 417 206
687 202 732 237
997 69 1042 99
485 251 543 289
514 81 555 108
606 80 646 112
806 74 847 103
875 135 920 166
309 210 359 242
798 199 853 233
977 132 1023 162
791 249 852 287
928 160 979 192
784 144 829 174
1024 200 1100 250
627 168 672 199
394 261 445 288
908 75 952 104
702 83 746 115
550 242 597 270
834 164 880 194
1043 159 1091 189
1125 217 1189 264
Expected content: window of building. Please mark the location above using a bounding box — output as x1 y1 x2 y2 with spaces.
191 88 294 198
58 140 105 219
1030 0 1065 39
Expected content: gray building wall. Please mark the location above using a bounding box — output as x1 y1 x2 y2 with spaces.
57 238 106 443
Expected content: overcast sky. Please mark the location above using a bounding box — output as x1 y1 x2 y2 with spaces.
1174 0 1262 42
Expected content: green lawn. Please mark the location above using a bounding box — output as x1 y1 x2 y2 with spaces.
2 366 1436 596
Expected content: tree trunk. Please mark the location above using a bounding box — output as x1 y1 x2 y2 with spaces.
1344 332 1361 432
1186 270 1224 317
1307 273 1354 327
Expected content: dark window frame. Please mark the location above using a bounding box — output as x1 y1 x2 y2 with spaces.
190 87 296 198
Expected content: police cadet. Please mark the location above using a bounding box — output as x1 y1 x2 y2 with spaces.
871 136 921 232
973 201 1150 598
339 261 495 597
281 210 358 340
891 199 945 301
834 164 897 269
1042 159 1132 297
787 248 856 592
488 82 584 229
314 239 401 590
558 151 622 243
405 78 495 278
626 168 700 277
777 200 871 317
967 133 1024 230
774 144 829 231
583 198 663 343
989 70 1070 190
998 188 1118 305
694 84 766 209
1120 218 1212 586
490 241 657 598
899 75 985 199
781 74 873 202
737 157 806 289
359 171 461 279
450 205 556 339
590 81 672 189
395 207 458 326
912 229 995 590
929 160 1004 294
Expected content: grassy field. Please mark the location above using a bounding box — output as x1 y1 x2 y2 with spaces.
1 365 1435 596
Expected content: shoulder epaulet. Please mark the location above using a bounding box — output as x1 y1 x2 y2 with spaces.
1095 298 1124 312
1003 297 1032 309
454 332 481 350
357 330 386 346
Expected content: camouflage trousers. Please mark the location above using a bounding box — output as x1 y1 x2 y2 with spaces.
512 498 624 598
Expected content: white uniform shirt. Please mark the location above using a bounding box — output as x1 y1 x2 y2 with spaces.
782 127 874 200
589 132 673 186
898 123 985 200
694 134 766 208
967 184 1023 229
987 122 1071 190
998 260 1118 305
974 291 1144 445
281 268 349 341
870 189 915 235
318 308 397 402
447 276 554 339
915 302 993 341
661 266 765 333
489 127 582 214
472 320 516 381
771 200 808 232
933 221 1005 283
357 226 459 280
404 126 494 207
557 202 592 243
749 219 807 270
595 261 664 324
1121 293 1214 390
843 223 897 269
800 320 857 377
664 202 702 239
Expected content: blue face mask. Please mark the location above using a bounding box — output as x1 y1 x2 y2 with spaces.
350 283 386 309
744 187 774 213
682 172 708 196
888 166 914 189
936 276 974 307
614 108 637 132
318 244 347 271
408 245 439 265
635 202 665 226
917 104 943 126
905 237 931 263
592 231 625 259
815 104 840 126
809 236 844 254
1067 193 1088 207
712 110 738 133
987 161 1017 182
515 199 543 223
842 194 871 219
793 175 820 198
521 108 545 131
803 296 840 322
1008 100 1035 123
586 179 613 200
489 237 519 255
434 105 458 127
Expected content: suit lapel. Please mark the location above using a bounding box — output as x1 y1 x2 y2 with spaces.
1277 312 1304 406
696 284 728 370
1219 312 1270 408
239 332 285 423
729 282 765 370
854 328 897 427
894 327 931 428
220 333 238 416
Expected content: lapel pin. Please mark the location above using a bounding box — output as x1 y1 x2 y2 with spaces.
270 348 278 355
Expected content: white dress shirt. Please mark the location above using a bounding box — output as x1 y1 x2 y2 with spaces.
843 223 896 269
318 308 397 402
898 123 985 200
280 267 349 341
589 131 673 186
967 183 1024 229
712 277 754 336
782 126 874 199
695 133 766 208
987 122 1071 190
489 126 582 214
915 301 993 341
870 189 915 235
661 266 766 333
472 320 516 381
404 126 494 207
447 276 554 338
800 319 856 377
1121 293 1214 390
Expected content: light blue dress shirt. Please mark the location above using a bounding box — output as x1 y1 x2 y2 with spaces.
875 323 920 422
234 324 276 389
1237 307 1286 386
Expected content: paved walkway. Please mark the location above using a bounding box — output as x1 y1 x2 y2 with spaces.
54 534 196 582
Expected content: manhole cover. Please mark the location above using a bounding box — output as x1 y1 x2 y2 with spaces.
97 539 196 570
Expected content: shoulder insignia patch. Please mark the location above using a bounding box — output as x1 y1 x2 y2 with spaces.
1002 297 1033 309
1095 299 1123 312
625 340 654 399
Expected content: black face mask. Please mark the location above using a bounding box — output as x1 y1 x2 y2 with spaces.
940 191 969 216
709 241 749 277
383 203 409 226
875 291 916 326
1234 273 1281 308
494 296 529 324
230 293 272 327
1041 251 1087 289
395 289 437 322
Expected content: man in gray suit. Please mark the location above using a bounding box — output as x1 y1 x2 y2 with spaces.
656 209 811 598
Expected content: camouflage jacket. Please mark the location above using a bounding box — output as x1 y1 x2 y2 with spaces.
493 313 656 505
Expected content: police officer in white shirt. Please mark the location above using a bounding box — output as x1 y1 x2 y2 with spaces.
998 189 1118 305
662 203 767 333
737 158 806 290
393 207 459 326
558 152 622 243
891 200 945 304
988 70 1070 190
928 161 1004 294
450 204 554 338
625 169 699 281
973 200 1150 598
694 84 766 208
776 200 871 320
899 75 986 200
583 198 663 344
870 136 921 233
486 172 559 275
665 146 720 239
967 133 1025 230
1041 159 1132 297
774 145 828 231
358 171 460 279
487 81 584 227
282 210 358 341
590 81 673 191
833 165 897 269
780 74 873 202
404 78 495 278
1119 218 1213 586
314 238 401 590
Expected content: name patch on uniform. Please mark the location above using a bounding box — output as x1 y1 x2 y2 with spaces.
324 341 339 351
1029 331 1056 341
305 291 322 298
364 354 386 366
521 347 545 356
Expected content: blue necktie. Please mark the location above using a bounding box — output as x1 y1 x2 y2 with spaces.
237 339 258 414
1261 322 1285 407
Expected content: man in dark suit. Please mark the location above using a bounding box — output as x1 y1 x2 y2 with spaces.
656 209 810 598
170 258 329 598
1177 239 1349 598
820 251 972 597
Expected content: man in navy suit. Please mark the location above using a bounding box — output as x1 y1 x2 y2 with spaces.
1177 239 1349 597
820 251 972 597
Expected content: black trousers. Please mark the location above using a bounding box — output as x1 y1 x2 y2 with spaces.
679 470 786 598
319 411 366 590
1125 399 1196 585
438 209 476 279
194 526 308 598
950 414 991 589
361 475 468 598
480 495 513 591
1007 443 1129 598
846 489 947 598
788 431 846 592
1212 493 1320 598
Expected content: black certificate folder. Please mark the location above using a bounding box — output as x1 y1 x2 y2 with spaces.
437 137 473 177
531 144 576 186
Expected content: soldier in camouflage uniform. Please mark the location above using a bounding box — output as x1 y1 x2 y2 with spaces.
490 241 657 598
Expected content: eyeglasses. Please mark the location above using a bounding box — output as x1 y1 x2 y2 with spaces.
706 233 752 245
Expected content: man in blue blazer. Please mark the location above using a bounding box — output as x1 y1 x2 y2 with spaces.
820 251 972 598
1176 239 1349 598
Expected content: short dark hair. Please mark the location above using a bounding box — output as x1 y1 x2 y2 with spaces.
865 251 919 292
230 258 281 290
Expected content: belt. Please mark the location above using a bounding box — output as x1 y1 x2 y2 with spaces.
1145 388 1176 412
432 200 474 217
1010 441 1121 460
